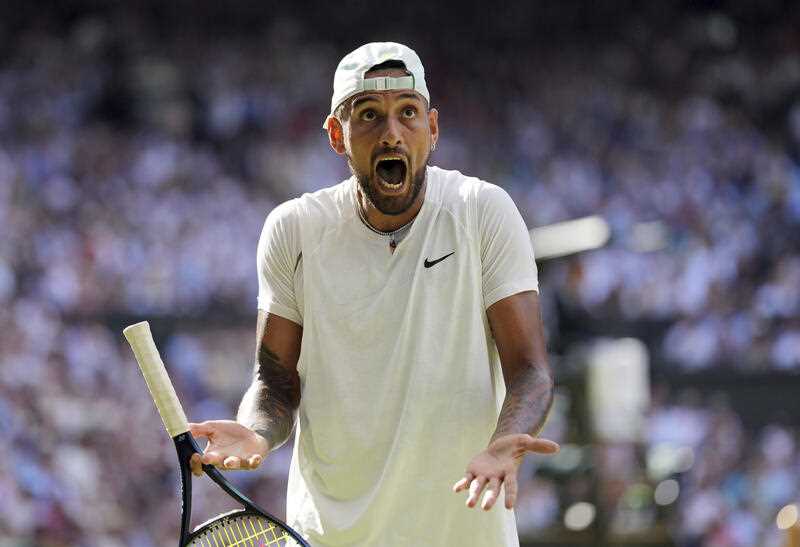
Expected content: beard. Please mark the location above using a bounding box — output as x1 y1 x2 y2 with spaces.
347 150 429 216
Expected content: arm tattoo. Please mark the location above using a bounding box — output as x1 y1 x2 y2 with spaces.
237 345 301 451
491 364 554 443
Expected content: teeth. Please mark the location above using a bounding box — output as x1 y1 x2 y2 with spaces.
376 156 406 187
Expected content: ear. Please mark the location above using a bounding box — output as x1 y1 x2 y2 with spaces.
326 116 347 155
428 108 439 151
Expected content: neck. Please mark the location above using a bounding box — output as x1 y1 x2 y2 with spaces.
356 180 427 233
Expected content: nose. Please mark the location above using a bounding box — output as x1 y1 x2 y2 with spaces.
380 116 403 148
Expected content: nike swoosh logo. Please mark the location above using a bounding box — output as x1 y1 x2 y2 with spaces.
424 251 455 268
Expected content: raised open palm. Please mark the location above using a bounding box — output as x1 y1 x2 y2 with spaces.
188 420 270 476
453 433 560 510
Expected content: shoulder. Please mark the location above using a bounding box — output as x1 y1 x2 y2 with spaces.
260 197 301 242
264 178 353 231
258 199 300 262
427 165 516 222
265 197 300 223
428 165 509 203
291 178 354 225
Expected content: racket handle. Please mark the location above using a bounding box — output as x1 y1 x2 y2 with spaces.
123 321 189 437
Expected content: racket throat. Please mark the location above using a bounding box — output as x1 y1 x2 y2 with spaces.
174 434 202 545
172 432 309 546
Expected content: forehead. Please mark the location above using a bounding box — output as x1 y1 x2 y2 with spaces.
350 90 426 110
347 66 427 110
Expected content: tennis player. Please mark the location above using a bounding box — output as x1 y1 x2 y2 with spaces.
188 42 559 546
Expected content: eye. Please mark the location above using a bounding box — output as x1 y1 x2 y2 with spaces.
402 106 417 119
360 109 377 121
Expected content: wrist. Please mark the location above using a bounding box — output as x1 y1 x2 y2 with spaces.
487 432 533 453
251 429 273 454
488 431 516 446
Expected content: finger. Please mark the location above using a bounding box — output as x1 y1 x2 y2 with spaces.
504 475 518 509
201 451 225 467
223 456 242 469
466 477 488 508
190 453 203 476
453 472 475 493
481 477 502 511
246 454 263 469
452 478 469 493
188 422 214 439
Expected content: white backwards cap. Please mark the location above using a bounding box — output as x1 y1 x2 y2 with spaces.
323 42 430 129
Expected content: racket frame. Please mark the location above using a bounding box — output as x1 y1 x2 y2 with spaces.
174 432 309 546
124 321 309 546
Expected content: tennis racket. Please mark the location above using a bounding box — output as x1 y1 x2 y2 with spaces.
123 321 309 547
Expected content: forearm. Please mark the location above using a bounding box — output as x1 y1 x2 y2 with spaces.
237 345 300 451
490 362 554 443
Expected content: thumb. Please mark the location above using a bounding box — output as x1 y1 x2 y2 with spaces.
519 435 560 454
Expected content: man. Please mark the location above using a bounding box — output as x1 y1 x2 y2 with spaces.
188 42 559 546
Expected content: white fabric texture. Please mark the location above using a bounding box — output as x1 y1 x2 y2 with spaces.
256 166 539 546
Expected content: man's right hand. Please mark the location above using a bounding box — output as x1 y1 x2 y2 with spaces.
188 420 270 476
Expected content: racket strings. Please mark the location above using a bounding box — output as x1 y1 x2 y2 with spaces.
187 514 301 546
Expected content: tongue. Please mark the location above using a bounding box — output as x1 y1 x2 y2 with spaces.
377 161 404 185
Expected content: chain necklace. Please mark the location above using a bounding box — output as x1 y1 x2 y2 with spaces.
355 201 415 252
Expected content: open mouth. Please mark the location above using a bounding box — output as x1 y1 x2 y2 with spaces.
375 157 408 188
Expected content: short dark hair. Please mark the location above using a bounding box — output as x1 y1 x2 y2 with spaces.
333 60 414 123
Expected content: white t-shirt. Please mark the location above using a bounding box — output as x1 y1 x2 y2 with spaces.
257 166 539 546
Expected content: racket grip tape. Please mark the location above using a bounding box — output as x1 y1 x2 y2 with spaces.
123 321 190 437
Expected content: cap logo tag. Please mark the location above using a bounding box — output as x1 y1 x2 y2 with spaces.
362 75 415 93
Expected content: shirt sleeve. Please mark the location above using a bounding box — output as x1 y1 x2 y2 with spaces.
256 200 303 325
478 184 539 309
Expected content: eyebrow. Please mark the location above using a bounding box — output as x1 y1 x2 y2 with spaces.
351 95 380 109
395 93 422 103
351 92 424 110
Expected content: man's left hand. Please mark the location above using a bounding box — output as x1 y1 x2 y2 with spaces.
452 434 560 510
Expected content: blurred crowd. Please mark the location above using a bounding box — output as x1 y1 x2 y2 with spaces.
515 387 798 547
649 392 796 547
1 1 799 546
